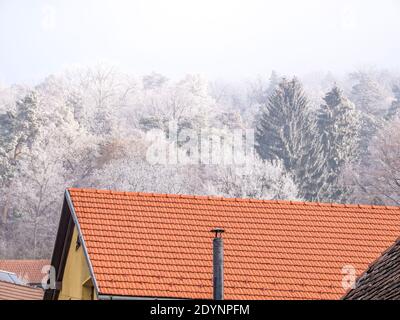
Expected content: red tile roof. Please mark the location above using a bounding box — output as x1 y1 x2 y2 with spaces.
0 280 44 300
67 188 400 300
0 260 50 285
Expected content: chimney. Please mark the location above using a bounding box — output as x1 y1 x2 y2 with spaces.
211 228 224 300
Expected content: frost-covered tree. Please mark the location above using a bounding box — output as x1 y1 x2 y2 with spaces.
142 72 168 90
316 86 361 201
1 80 99 258
0 92 42 256
0 92 40 226
350 71 389 115
91 134 202 195
349 118 400 206
266 71 280 97
205 155 298 200
349 71 390 157
256 78 305 165
12 143 67 258
255 78 320 200
62 64 137 137
138 74 215 134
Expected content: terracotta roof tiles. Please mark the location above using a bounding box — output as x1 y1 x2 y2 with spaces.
0 260 50 284
0 280 44 300
67 188 400 300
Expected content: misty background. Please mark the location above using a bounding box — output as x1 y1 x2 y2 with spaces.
1 0 400 84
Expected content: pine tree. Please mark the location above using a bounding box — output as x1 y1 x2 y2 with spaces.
0 91 39 187
350 72 387 115
255 78 322 200
0 91 39 231
316 86 360 201
266 70 280 97
350 72 386 157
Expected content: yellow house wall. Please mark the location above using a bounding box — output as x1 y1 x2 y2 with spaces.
58 226 97 300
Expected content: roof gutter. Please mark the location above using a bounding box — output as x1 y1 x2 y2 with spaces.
65 190 100 298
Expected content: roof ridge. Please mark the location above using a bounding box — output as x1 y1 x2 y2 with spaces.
67 188 400 210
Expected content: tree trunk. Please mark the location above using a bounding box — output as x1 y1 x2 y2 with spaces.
1 205 7 225
33 218 38 259
1 191 10 225
0 197 10 258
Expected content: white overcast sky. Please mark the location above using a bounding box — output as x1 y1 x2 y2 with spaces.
0 0 399 84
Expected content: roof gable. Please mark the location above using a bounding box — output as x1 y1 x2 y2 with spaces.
62 188 400 299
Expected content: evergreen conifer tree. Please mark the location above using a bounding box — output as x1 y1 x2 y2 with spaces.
316 86 360 201
255 78 323 200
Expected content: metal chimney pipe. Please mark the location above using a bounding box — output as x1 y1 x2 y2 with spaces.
211 228 224 300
